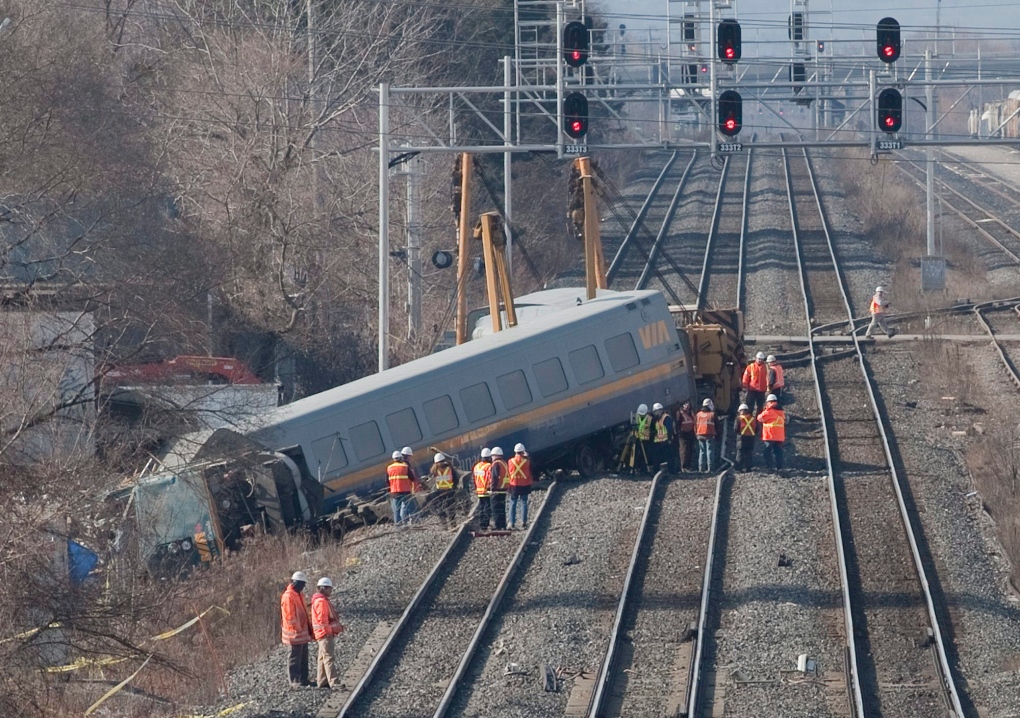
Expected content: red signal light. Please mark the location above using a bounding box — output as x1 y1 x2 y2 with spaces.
724 118 736 131
883 45 894 58
571 120 583 133
884 116 895 128
571 50 581 61
725 47 735 59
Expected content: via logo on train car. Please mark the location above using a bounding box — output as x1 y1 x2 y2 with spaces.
638 319 672 350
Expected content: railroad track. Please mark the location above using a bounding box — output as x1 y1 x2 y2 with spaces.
787 146 966 718
973 299 1020 392
698 145 752 311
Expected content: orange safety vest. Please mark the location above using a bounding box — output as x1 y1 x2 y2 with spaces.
473 461 492 497
635 415 652 441
758 406 786 442
508 456 533 487
678 409 695 434
768 363 785 390
432 463 454 490
696 410 716 437
742 361 768 392
280 585 311 645
387 461 412 495
654 414 670 443
311 592 342 640
490 459 510 493
737 413 757 437
870 295 885 314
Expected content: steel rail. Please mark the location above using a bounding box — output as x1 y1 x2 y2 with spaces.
940 151 1020 207
606 151 680 282
431 479 560 718
781 146 866 718
797 147 967 717
330 513 475 718
587 472 662 718
695 156 731 310
808 295 1020 337
634 153 698 291
973 300 1020 392
735 145 753 312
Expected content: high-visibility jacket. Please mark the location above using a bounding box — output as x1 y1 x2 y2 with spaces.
473 461 492 497
311 592 342 640
870 294 888 315
654 414 672 443
432 463 455 490
757 406 786 442
280 585 311 645
387 460 413 495
490 459 510 493
736 413 757 437
635 414 652 441
742 361 768 392
677 408 696 435
768 363 785 391
695 410 716 437
508 456 533 488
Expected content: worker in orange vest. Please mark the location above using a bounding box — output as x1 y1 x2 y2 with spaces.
489 447 510 530
428 452 458 530
311 577 344 689
742 352 769 415
473 448 493 530
676 400 697 472
281 571 312 688
734 403 757 472
757 394 786 472
865 286 896 338
766 355 785 404
695 398 717 473
387 451 415 526
508 443 534 530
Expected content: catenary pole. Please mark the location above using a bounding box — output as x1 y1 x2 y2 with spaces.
378 83 390 371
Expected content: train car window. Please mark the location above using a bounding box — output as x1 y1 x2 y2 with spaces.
311 434 349 476
349 420 385 461
385 408 423 446
605 332 640 372
459 382 496 423
533 357 569 397
496 369 533 410
568 344 605 385
423 395 459 434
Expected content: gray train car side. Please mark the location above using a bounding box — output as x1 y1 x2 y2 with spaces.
248 289 695 511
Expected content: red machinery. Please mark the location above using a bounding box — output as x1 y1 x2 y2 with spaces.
103 356 262 385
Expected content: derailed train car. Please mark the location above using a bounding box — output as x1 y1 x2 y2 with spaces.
127 289 696 573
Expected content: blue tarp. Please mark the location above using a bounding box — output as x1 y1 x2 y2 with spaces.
67 540 98 585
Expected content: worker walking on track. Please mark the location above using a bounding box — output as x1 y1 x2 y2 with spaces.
311 577 344 689
281 571 312 688
652 402 676 472
865 286 896 338
757 394 787 472
473 448 493 530
489 447 510 530
387 451 415 526
734 403 757 472
508 443 533 530
696 398 717 473
766 355 785 404
428 452 458 530
677 400 697 472
742 352 769 415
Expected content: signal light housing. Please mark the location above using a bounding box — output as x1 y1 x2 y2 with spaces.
718 90 742 137
877 88 903 133
563 92 589 139
563 21 589 68
877 17 901 64
717 19 741 64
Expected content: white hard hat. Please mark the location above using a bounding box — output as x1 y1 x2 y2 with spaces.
391 450 402 460
766 394 778 403
766 355 777 363
317 577 333 588
491 446 504 456
876 286 885 293
652 402 664 412
637 403 649 415
514 443 526 453
291 571 308 583
702 398 713 407
401 446 413 456
738 403 749 412
755 351 766 360
480 447 491 458
434 452 446 464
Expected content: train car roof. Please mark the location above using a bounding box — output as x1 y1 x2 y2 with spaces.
251 289 664 433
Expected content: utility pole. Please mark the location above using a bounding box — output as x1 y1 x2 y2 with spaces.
926 49 936 256
406 153 423 338
503 56 514 276
378 83 390 371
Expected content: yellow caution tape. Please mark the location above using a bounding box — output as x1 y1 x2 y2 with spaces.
150 606 227 641
0 622 62 644
84 654 151 715
178 702 250 718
